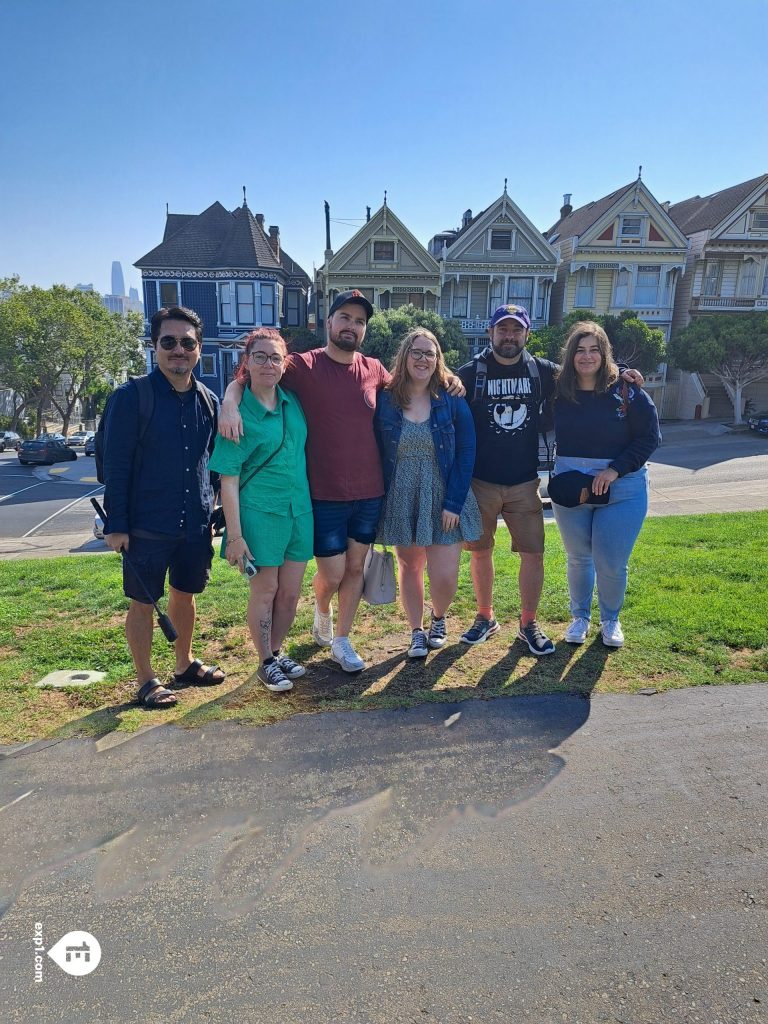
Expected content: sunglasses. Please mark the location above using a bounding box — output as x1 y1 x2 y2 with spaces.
249 352 285 366
409 348 437 362
158 335 199 352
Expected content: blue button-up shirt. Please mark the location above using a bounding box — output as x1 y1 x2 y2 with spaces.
103 369 219 540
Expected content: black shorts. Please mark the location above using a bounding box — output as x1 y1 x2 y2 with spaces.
122 534 214 604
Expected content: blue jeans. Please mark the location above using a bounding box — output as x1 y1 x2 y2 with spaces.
552 461 649 622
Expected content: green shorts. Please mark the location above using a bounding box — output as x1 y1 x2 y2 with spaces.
221 509 313 567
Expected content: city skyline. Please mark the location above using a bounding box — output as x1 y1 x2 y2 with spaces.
1 0 767 297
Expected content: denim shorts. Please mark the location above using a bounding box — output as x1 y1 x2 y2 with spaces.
312 497 384 558
122 533 214 603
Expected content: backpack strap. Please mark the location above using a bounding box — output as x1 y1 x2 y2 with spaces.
471 346 492 404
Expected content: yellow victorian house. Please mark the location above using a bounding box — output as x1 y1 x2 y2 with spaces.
545 175 688 341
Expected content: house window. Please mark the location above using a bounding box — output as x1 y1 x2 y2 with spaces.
236 283 255 324
508 277 533 308
373 241 395 261
737 259 758 297
620 216 642 237
260 284 275 325
379 290 390 310
408 292 424 309
613 269 631 307
490 229 514 251
159 281 179 307
574 269 595 307
201 353 216 376
702 261 722 297
635 266 661 305
489 278 503 313
219 283 232 324
452 280 468 317
285 289 300 327
762 261 768 295
751 212 768 230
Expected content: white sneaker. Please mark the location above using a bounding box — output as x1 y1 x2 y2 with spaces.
331 636 365 673
312 602 333 647
600 619 624 647
564 617 590 644
407 628 429 658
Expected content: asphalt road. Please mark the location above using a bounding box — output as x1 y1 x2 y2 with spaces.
0 449 103 540
1 685 766 1023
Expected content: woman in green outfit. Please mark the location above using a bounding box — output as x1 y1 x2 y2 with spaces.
210 329 312 693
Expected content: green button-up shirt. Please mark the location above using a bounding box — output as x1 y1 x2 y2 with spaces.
209 386 311 516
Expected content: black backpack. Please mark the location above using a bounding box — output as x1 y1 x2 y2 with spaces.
94 376 216 484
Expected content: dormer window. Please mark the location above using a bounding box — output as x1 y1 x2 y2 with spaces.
490 229 514 251
373 240 395 261
620 216 642 237
751 212 768 231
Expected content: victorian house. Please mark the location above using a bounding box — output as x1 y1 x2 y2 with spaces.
429 186 558 357
666 173 768 418
135 197 311 396
545 175 688 342
315 199 440 330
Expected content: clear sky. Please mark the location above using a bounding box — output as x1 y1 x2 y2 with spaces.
1 0 767 297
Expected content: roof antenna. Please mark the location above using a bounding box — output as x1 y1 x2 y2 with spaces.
242 185 248 208
638 165 642 180
383 190 387 206
166 202 169 215
504 177 508 194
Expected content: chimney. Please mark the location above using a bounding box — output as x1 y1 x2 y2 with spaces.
324 200 332 257
560 194 573 219
255 212 265 226
268 225 281 261
366 206 371 222
462 209 472 229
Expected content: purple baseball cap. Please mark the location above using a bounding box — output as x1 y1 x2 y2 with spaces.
489 304 532 330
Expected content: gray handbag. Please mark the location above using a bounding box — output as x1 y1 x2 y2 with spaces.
362 545 397 605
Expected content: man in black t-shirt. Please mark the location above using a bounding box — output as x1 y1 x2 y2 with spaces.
457 304 558 656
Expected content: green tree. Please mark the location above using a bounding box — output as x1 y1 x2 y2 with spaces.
601 311 666 372
363 305 469 370
0 283 144 434
668 312 768 424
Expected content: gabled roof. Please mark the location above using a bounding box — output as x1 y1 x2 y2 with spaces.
444 189 558 265
546 183 635 240
325 203 440 274
667 174 768 234
135 202 306 275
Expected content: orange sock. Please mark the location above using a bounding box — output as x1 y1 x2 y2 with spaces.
478 608 493 620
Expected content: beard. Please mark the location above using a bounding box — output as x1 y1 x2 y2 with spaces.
491 337 524 360
329 330 361 352
167 361 190 375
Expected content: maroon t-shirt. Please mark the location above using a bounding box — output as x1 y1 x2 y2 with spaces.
283 349 390 501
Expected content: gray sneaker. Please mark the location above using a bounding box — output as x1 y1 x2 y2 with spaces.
407 628 429 658
427 612 447 649
275 651 306 678
312 602 333 647
331 636 365 673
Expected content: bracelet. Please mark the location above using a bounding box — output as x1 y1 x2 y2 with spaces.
228 534 243 543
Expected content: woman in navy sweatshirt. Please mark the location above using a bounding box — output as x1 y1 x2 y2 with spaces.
552 321 660 648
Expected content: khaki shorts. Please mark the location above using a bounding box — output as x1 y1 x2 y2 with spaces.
464 477 544 554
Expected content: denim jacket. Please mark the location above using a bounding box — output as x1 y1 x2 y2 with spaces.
374 388 476 515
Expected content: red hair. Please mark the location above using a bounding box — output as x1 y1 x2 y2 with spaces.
234 328 287 386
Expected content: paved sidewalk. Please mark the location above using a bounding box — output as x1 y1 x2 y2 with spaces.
1 685 766 1023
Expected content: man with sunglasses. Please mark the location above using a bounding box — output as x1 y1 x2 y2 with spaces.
102 305 223 709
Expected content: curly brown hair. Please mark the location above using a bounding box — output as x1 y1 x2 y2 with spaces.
555 321 619 403
386 328 449 409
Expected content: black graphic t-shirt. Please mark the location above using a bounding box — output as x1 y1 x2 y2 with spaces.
457 351 558 486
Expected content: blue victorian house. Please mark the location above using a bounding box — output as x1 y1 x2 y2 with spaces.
134 197 311 396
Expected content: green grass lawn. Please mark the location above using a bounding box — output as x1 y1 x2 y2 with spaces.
1 510 766 743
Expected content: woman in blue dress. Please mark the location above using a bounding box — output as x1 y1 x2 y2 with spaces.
374 329 481 658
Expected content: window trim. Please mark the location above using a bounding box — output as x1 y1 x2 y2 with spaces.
634 264 661 306
574 268 595 308
200 352 217 377
619 215 643 238
236 282 255 325
157 280 180 308
451 279 468 318
218 282 232 325
488 227 516 252
371 238 397 263
260 283 276 326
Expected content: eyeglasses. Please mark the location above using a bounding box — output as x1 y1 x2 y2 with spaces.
158 335 199 351
409 348 437 362
249 351 285 366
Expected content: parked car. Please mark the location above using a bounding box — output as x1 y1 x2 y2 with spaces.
84 433 97 456
66 430 94 447
18 435 78 466
0 430 22 451
747 411 768 435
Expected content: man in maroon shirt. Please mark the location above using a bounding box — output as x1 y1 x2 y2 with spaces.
220 290 389 673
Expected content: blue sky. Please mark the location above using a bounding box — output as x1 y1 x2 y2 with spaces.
1 0 767 297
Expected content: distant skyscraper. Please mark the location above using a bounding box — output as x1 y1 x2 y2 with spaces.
111 261 125 297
